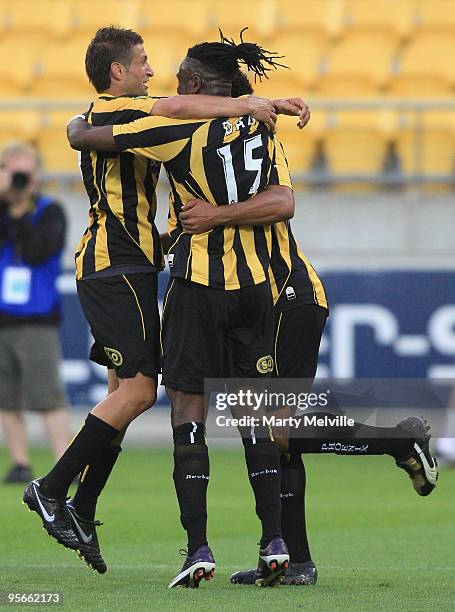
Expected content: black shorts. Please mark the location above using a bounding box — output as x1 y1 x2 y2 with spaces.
274 304 328 380
162 278 275 393
77 273 160 379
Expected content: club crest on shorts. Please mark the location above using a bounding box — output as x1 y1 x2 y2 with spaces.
104 347 123 367
256 354 274 374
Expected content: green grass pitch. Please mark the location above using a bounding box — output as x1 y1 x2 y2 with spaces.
1 446 454 611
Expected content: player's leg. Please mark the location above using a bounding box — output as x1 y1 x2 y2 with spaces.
162 279 217 588
231 303 326 587
271 305 437 496
72 370 122 516
229 282 289 587
23 273 160 561
275 305 326 585
288 414 438 496
42 409 71 460
66 371 124 574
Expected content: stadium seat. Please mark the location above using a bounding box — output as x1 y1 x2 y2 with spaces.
276 0 344 39
37 111 81 173
140 1 208 35
71 0 140 35
343 0 415 41
416 1 455 34
253 32 328 94
0 36 38 96
31 40 94 99
394 111 455 175
323 111 391 174
206 0 277 38
2 0 72 39
389 33 455 97
276 112 328 173
317 34 397 97
0 111 40 150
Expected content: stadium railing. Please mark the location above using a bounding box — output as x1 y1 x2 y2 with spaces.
0 99 454 188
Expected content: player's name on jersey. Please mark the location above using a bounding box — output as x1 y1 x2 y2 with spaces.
215 414 355 429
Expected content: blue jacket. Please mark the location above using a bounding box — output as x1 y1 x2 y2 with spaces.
0 195 66 322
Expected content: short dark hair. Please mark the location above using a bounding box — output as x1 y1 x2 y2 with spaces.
187 28 287 84
85 26 143 93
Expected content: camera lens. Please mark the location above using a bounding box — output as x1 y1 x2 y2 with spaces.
11 172 30 191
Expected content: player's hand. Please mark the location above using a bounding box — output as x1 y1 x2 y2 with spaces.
248 96 278 132
273 97 311 129
180 199 219 234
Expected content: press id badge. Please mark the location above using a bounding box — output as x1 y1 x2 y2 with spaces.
1 266 32 305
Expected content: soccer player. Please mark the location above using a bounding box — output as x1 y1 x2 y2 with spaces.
22 26 295 575
180 71 439 587
66 34 309 588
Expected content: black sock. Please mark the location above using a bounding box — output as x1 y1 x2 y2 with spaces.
241 427 282 548
280 453 312 563
290 416 413 459
41 414 120 499
173 422 209 555
72 445 122 520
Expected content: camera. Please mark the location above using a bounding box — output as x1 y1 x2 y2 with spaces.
11 171 31 191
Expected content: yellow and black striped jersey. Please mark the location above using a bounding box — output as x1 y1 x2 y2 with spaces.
269 141 328 312
75 94 164 280
113 114 291 290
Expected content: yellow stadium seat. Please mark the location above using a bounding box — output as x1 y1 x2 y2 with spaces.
317 34 397 97
140 1 208 35
0 111 41 150
72 0 140 35
206 0 277 38
343 0 415 41
416 1 455 33
277 112 327 173
276 0 344 38
394 111 455 175
252 33 327 94
3 0 72 39
0 36 38 96
389 33 455 97
395 130 455 175
0 0 9 37
323 111 390 174
31 40 94 99
37 111 81 173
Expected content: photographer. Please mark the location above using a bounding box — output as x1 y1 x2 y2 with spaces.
0 142 70 483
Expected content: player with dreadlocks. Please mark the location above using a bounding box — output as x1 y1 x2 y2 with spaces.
180 69 438 588
63 31 311 588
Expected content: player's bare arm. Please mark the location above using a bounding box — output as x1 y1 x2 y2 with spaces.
151 95 279 130
67 92 310 151
68 118 118 151
179 185 294 234
67 107 277 151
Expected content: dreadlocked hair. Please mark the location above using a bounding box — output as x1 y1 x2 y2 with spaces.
187 27 287 82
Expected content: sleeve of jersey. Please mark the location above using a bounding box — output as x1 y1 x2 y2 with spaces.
112 116 202 162
128 96 160 114
269 139 293 189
